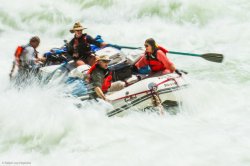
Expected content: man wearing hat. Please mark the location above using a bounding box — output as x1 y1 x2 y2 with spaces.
87 55 125 100
67 22 107 67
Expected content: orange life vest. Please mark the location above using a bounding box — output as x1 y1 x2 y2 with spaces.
73 34 88 48
157 45 168 54
72 34 91 58
146 50 165 72
14 46 25 65
88 64 112 93
146 45 170 72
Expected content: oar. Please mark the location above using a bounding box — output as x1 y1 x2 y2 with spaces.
113 44 223 63
120 46 142 50
110 44 142 50
168 51 223 63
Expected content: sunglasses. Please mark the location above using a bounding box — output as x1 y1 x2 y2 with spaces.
144 44 149 48
101 60 110 63
75 30 82 32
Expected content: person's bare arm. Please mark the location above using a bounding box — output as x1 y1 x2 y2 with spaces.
157 51 176 72
135 54 148 69
100 42 108 48
36 56 46 63
94 87 106 100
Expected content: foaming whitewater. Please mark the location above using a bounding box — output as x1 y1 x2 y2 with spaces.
0 0 250 165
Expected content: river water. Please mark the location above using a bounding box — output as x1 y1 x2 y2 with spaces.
0 0 249 165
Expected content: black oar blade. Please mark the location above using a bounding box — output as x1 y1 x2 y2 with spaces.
201 53 224 63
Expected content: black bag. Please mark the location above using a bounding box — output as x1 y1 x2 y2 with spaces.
109 61 132 81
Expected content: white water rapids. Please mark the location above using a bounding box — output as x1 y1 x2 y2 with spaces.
0 0 250 165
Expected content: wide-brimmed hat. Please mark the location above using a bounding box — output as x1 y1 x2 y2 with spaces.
97 55 111 62
70 22 87 33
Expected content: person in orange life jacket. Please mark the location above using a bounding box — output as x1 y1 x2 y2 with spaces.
9 36 45 78
67 22 108 67
88 55 125 101
134 38 176 75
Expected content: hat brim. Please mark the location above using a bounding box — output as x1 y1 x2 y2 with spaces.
70 27 87 33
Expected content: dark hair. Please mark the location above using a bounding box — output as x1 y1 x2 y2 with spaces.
145 38 157 51
30 36 40 43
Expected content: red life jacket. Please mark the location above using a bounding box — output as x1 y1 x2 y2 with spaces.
146 50 164 72
146 45 169 72
88 64 112 93
73 34 88 48
73 34 91 57
14 45 37 66
157 45 168 54
14 46 24 65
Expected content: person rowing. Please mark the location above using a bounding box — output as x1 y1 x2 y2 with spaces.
134 38 176 76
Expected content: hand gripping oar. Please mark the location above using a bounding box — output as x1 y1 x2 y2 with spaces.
168 51 224 63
